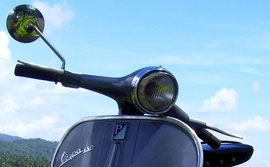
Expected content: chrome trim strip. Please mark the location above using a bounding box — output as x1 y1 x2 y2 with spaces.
51 115 203 167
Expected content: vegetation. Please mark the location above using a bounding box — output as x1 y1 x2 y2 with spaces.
0 138 58 160
0 154 50 167
0 135 58 167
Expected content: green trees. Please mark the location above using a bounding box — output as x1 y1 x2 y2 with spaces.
0 138 58 166
0 154 50 167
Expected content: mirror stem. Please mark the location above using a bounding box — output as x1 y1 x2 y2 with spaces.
28 24 66 70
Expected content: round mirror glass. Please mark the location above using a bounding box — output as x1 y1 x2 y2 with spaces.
6 4 44 43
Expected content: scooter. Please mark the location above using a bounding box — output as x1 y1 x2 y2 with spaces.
6 4 253 167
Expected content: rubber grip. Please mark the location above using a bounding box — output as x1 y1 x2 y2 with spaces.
15 64 61 83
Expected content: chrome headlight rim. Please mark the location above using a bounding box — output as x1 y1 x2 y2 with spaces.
131 66 178 115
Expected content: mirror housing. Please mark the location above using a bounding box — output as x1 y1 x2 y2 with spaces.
6 4 44 43
7 4 66 69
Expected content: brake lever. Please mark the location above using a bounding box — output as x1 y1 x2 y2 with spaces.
189 119 243 139
165 105 243 149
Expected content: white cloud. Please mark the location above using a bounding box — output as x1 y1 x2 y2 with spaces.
240 148 270 167
201 88 238 112
0 70 79 140
249 149 270 167
0 32 12 82
0 30 78 141
252 81 260 92
0 116 67 141
0 96 20 114
229 116 270 132
32 1 74 34
0 79 72 140
0 31 11 59
0 30 97 141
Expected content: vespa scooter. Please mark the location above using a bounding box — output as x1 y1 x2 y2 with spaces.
6 4 253 167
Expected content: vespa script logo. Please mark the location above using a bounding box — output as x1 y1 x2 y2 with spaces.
60 145 95 167
113 123 128 140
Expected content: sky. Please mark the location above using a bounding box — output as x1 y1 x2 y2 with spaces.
0 0 270 166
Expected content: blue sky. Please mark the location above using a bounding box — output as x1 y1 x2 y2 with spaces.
0 0 270 166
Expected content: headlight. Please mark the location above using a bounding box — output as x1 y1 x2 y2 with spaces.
131 67 178 115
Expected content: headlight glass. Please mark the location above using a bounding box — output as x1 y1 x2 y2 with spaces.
137 71 178 114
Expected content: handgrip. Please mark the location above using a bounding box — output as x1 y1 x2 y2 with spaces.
15 63 63 83
196 129 221 149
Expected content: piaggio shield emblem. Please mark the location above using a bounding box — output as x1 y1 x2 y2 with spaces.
113 123 128 140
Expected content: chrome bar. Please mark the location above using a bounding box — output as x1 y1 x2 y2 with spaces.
189 118 243 139
28 24 66 70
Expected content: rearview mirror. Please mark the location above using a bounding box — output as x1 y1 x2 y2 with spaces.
6 4 44 43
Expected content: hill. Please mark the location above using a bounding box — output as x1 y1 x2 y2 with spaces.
0 134 58 166
0 138 58 160
0 133 23 142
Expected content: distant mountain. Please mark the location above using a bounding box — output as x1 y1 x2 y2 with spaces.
0 133 23 142
0 138 58 160
0 133 58 166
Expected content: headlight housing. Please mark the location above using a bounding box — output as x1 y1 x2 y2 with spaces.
131 67 178 115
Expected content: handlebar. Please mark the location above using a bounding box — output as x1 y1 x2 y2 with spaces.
15 60 228 149
14 60 126 98
15 61 63 83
